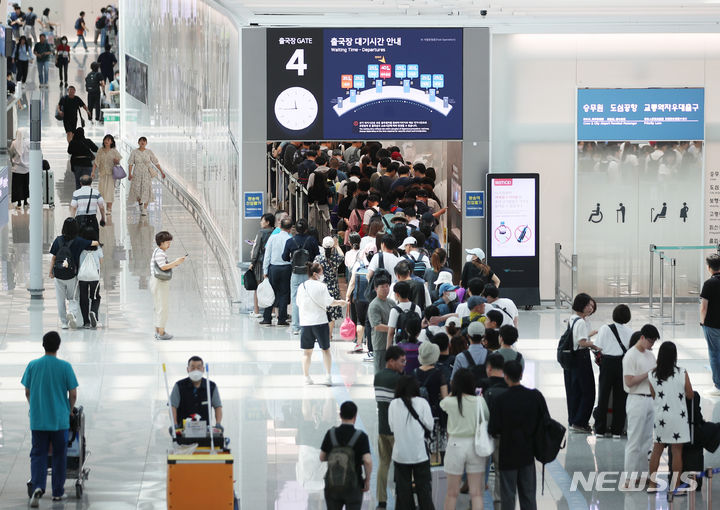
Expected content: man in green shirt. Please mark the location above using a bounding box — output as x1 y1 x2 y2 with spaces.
22 331 79 505
33 33 53 87
373 345 406 509
368 275 395 373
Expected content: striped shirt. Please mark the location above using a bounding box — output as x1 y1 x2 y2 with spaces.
71 186 105 216
374 368 402 435
151 248 169 276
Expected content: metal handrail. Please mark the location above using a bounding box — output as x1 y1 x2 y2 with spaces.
267 154 333 234
554 243 577 307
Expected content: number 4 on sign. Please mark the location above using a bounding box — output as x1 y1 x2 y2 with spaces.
286 49 307 76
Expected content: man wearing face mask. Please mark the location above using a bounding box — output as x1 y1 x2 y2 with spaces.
170 356 223 429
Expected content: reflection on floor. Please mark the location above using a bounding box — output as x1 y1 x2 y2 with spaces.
1 47 720 510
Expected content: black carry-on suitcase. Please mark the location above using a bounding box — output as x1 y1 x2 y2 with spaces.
667 393 703 490
42 159 54 207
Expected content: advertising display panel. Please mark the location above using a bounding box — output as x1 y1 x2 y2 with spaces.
486 173 540 305
267 28 463 140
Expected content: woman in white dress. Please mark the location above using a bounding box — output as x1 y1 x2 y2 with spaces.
648 341 694 493
128 136 165 216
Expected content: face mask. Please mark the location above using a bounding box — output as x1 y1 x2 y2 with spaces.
188 370 203 382
316 274 325 282
447 291 457 301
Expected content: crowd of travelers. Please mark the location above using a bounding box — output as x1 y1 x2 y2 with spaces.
247 142 720 509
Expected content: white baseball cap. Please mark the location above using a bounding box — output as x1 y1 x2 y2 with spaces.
465 248 486 261
322 236 335 249
399 237 417 249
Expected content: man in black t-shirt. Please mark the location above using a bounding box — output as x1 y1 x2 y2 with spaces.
320 401 372 510
701 254 720 396
56 86 90 141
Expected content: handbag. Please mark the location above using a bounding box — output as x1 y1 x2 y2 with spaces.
112 164 126 180
243 268 258 291
474 396 494 457
152 248 172 281
257 279 275 308
339 306 356 340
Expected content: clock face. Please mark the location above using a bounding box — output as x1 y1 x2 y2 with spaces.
274 87 318 131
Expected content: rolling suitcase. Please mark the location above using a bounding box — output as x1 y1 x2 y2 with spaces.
42 160 54 207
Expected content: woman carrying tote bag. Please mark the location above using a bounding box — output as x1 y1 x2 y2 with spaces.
440 368 492 510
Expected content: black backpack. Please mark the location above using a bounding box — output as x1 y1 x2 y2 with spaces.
85 72 101 93
290 237 311 273
393 304 421 343
556 317 581 370
534 400 567 495
95 16 106 29
325 428 362 496
462 350 487 388
364 253 391 302
53 238 77 280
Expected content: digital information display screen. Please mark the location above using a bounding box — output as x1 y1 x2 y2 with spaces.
489 177 536 257
577 88 704 141
267 28 463 140
125 54 148 105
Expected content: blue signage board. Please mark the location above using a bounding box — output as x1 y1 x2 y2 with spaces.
465 191 484 218
577 88 704 141
244 192 264 219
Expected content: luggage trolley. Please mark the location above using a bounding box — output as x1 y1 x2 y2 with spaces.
27 406 90 499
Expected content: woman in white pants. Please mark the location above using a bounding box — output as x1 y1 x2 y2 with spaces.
150 231 185 340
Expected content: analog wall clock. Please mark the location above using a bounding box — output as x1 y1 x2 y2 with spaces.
273 87 318 131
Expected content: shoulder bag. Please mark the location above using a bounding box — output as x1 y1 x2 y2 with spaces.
152 248 172 281
474 395 494 457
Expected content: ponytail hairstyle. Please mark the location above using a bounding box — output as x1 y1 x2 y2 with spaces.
349 233 361 250
431 248 447 272
471 256 491 276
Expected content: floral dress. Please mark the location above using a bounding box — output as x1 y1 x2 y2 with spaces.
128 148 159 204
315 251 344 321
95 147 122 203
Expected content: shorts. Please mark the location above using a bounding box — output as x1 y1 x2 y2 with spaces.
354 300 369 326
443 436 486 475
301 323 330 350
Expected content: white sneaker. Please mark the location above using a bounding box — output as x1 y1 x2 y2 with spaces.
67 313 77 329
61 322 69 330
304 376 314 385
89 311 97 329
705 388 720 397
29 488 42 507
322 375 332 387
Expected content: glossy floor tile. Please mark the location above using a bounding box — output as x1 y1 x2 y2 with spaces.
1 47 720 510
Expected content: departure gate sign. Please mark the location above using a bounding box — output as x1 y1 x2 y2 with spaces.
267 28 463 140
577 88 704 141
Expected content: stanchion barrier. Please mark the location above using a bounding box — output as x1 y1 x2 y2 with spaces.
667 466 720 509
664 258 685 326
652 252 669 318
646 243 657 309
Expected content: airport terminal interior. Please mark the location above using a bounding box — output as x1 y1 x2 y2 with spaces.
2 1 720 509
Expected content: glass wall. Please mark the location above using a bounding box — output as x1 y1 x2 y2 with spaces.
121 0 240 260
492 33 720 299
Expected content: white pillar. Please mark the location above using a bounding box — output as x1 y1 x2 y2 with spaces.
28 91 43 299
